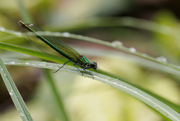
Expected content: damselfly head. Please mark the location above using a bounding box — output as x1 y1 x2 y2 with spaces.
90 62 97 70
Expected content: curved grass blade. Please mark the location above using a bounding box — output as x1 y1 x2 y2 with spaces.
3 58 180 120
44 69 69 121
17 0 32 23
0 58 33 121
0 42 63 64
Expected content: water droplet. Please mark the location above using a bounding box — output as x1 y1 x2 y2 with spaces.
19 112 25 117
9 90 13 96
0 27 5 31
132 88 138 93
62 32 70 37
129 47 136 52
142 53 148 57
39 62 47 66
47 65 53 68
111 41 123 48
14 32 22 37
10 61 15 64
29 24 33 27
156 56 167 62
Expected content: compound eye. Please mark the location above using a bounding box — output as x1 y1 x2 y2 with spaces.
90 62 97 70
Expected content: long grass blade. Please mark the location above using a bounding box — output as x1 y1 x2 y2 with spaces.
0 58 33 121
3 58 180 120
44 69 69 121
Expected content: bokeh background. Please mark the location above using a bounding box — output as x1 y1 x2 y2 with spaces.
0 0 180 121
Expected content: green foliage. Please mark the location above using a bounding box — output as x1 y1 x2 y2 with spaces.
0 0 180 121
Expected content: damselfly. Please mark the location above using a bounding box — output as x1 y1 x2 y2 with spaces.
18 20 97 78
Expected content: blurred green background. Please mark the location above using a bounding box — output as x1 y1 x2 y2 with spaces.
0 0 180 121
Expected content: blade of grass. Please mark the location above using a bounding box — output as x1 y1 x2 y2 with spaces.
3 59 180 120
16 0 32 23
0 42 64 64
53 17 180 41
95 71 180 121
44 69 69 121
0 58 33 121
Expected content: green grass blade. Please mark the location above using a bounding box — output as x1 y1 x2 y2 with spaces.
0 58 33 121
16 0 32 23
95 71 180 121
3 59 180 120
0 26 180 120
0 42 64 64
44 69 69 121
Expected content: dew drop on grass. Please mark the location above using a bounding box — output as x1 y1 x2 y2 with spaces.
132 88 138 93
62 32 70 37
10 61 15 64
29 24 33 27
9 90 13 96
142 53 148 57
0 27 5 31
19 112 25 117
39 62 47 67
111 40 123 48
129 47 136 53
156 56 167 62
14 32 22 37
47 65 54 69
